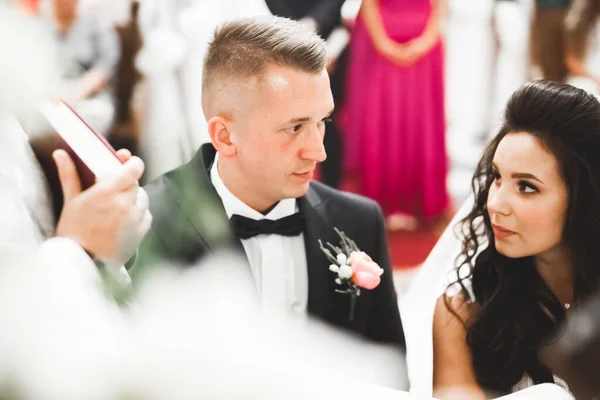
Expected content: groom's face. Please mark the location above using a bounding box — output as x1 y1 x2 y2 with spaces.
231 65 333 204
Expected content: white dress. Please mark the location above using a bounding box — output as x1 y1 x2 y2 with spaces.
513 375 573 398
445 0 495 168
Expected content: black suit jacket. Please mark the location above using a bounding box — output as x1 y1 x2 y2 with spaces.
265 0 346 40
130 144 405 348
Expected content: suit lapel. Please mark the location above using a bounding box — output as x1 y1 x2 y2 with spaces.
299 185 338 320
173 143 244 255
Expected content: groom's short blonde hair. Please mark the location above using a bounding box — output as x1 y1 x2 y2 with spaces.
201 15 328 117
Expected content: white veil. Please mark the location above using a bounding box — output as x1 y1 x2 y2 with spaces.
401 193 475 397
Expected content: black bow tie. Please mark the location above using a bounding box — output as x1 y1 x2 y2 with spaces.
229 212 305 240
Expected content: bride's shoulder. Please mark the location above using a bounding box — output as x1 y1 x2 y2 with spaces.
433 290 476 332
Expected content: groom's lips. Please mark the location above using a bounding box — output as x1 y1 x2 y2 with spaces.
293 170 314 181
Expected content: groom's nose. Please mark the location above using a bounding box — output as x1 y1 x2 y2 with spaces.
299 125 327 163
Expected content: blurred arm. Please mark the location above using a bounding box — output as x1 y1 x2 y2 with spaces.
77 21 121 100
360 0 394 52
408 0 447 55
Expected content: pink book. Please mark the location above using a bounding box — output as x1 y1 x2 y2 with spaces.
30 98 124 218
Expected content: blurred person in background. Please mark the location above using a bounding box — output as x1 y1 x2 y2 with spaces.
342 0 449 231
265 0 347 189
45 0 120 137
0 0 150 294
565 0 600 94
530 0 572 82
433 81 600 400
14 0 39 13
77 0 132 27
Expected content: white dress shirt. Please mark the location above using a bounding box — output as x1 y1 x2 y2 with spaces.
210 153 308 323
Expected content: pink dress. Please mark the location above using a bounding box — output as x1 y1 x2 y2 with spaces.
342 0 448 220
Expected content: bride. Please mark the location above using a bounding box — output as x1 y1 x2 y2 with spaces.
432 81 600 400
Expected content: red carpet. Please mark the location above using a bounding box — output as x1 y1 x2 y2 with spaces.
387 228 443 269
339 177 448 270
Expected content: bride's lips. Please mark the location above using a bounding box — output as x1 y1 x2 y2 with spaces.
492 224 516 239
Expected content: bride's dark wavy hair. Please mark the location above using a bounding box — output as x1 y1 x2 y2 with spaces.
447 80 600 394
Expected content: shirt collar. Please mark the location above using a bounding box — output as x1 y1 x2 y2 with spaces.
210 153 297 221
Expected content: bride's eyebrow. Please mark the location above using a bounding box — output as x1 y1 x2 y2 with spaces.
492 163 544 184
511 172 544 184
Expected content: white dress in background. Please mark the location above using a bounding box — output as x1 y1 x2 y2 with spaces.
136 0 269 182
177 0 270 152
489 0 534 136
445 0 495 168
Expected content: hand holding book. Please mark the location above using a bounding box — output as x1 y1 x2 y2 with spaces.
53 148 152 265
30 98 152 265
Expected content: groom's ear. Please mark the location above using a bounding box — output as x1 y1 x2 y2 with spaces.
208 115 237 157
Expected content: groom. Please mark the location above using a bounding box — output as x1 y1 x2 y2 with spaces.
130 15 404 349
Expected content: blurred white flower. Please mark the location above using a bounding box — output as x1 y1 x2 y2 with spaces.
339 265 353 279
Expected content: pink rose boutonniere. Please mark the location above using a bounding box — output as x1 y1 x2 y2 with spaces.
319 228 384 321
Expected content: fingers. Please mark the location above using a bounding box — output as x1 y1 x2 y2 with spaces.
136 209 153 240
128 187 149 225
130 188 152 238
53 149 82 203
115 149 132 163
98 156 145 192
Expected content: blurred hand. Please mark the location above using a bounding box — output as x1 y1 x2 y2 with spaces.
377 39 418 67
54 149 152 264
404 37 432 61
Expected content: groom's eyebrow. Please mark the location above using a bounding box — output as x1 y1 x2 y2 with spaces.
284 108 335 125
286 116 311 124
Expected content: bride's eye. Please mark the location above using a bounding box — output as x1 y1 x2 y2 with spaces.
490 170 501 183
518 181 538 194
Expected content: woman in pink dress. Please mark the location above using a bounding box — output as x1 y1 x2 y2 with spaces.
343 0 448 231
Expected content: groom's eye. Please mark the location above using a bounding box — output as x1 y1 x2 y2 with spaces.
287 124 303 134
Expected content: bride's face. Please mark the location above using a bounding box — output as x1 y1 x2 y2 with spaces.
486 132 568 258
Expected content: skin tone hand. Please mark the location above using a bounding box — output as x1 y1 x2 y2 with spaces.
54 149 152 264
363 0 444 67
376 38 421 67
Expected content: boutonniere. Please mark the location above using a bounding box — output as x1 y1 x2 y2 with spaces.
319 228 384 321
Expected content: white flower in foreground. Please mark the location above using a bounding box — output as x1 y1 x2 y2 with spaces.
338 265 353 280
329 264 340 273
336 253 347 265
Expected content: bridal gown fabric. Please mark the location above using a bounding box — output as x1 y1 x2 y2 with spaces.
135 0 269 182
343 0 448 220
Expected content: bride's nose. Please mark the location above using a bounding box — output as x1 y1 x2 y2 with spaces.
487 182 511 217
